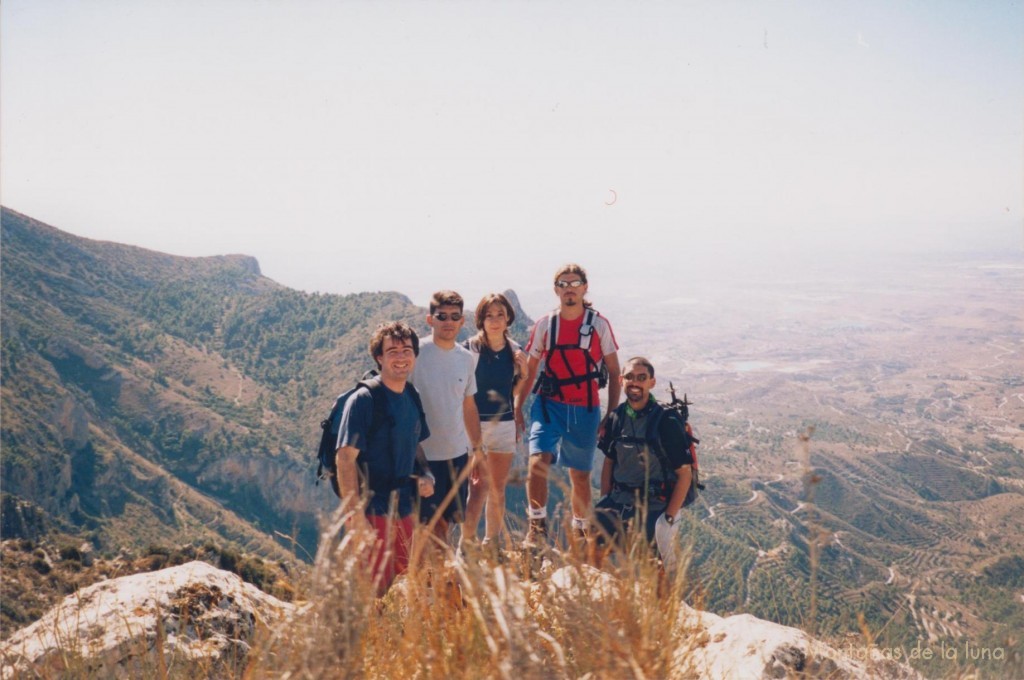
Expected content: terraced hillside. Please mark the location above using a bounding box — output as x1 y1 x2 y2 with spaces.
611 253 1024 676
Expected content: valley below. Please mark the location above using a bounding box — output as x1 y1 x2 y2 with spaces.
599 251 1024 676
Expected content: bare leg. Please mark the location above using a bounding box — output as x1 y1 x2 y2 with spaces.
484 451 514 543
527 453 553 513
462 456 490 543
433 517 450 546
568 468 593 520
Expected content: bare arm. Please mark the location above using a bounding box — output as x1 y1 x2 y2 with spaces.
603 351 621 416
463 395 484 483
600 457 614 496
413 444 434 498
463 395 482 451
513 355 540 428
665 464 693 518
336 445 372 532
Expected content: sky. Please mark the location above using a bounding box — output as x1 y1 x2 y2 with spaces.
3 1 1022 314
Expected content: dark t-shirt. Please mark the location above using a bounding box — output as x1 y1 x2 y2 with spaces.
464 338 519 422
599 401 693 470
339 383 429 516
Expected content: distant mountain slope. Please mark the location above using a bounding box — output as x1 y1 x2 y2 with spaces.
0 207 446 564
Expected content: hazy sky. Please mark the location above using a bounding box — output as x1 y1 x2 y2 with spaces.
3 1 1022 312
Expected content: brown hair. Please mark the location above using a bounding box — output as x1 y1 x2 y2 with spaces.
553 263 588 285
625 356 655 378
429 290 464 315
473 293 516 346
369 321 420 368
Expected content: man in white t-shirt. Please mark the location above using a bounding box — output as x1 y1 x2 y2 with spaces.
411 290 484 545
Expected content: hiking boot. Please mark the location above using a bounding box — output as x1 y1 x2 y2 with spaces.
523 518 548 549
569 524 595 563
481 537 504 564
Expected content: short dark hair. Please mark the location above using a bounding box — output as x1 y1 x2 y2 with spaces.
429 290 464 315
625 356 655 378
369 321 420 367
553 263 588 285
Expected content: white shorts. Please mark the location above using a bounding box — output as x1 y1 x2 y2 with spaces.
481 420 517 454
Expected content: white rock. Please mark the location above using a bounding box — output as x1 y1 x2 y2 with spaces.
1 561 294 678
679 609 924 679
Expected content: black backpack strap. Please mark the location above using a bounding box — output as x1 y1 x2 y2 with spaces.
538 309 605 411
360 377 392 431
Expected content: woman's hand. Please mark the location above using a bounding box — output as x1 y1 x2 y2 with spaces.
513 350 529 380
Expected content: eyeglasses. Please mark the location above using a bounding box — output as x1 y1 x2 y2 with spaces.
433 312 463 321
623 373 650 382
555 280 585 289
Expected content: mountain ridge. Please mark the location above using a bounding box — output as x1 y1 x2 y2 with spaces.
1 206 443 567
3 207 1023 677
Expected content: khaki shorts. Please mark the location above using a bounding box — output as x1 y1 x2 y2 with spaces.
481 420 517 453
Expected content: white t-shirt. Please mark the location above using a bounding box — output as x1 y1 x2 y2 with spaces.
410 339 478 461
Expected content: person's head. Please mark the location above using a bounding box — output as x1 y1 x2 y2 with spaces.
427 289 466 346
474 293 516 342
621 356 656 407
552 263 590 309
369 321 420 382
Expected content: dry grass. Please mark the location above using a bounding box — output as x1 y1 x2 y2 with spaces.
247 503 701 680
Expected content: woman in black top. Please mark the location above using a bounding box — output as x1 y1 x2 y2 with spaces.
462 293 529 550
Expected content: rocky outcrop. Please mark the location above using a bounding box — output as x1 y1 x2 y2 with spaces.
683 610 923 679
1 560 927 679
0 561 295 678
545 565 923 679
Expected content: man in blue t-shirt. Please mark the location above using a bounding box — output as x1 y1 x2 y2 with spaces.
335 321 434 594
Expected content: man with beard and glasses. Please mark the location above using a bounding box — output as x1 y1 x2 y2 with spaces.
514 264 621 552
595 356 694 571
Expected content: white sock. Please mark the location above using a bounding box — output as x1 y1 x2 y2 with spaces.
527 507 547 520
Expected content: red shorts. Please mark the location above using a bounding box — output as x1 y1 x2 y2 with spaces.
366 513 415 593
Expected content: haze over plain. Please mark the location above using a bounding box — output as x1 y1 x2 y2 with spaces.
2 0 1021 315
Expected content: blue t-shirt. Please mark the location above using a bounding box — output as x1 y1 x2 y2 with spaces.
338 383 429 516
464 338 518 422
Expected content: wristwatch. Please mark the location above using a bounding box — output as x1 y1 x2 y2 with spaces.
665 513 676 526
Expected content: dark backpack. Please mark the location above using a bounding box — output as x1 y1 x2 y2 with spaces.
659 383 704 507
314 372 425 498
606 383 704 507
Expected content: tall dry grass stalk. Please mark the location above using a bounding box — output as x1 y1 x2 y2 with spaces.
248 496 701 679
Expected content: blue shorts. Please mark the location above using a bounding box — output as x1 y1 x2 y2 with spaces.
528 397 602 472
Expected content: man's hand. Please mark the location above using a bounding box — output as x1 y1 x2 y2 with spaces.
469 447 486 484
416 476 435 498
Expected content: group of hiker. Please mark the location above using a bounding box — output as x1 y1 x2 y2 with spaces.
330 263 696 593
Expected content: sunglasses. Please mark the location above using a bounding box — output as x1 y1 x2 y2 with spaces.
555 280 585 289
433 312 463 321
